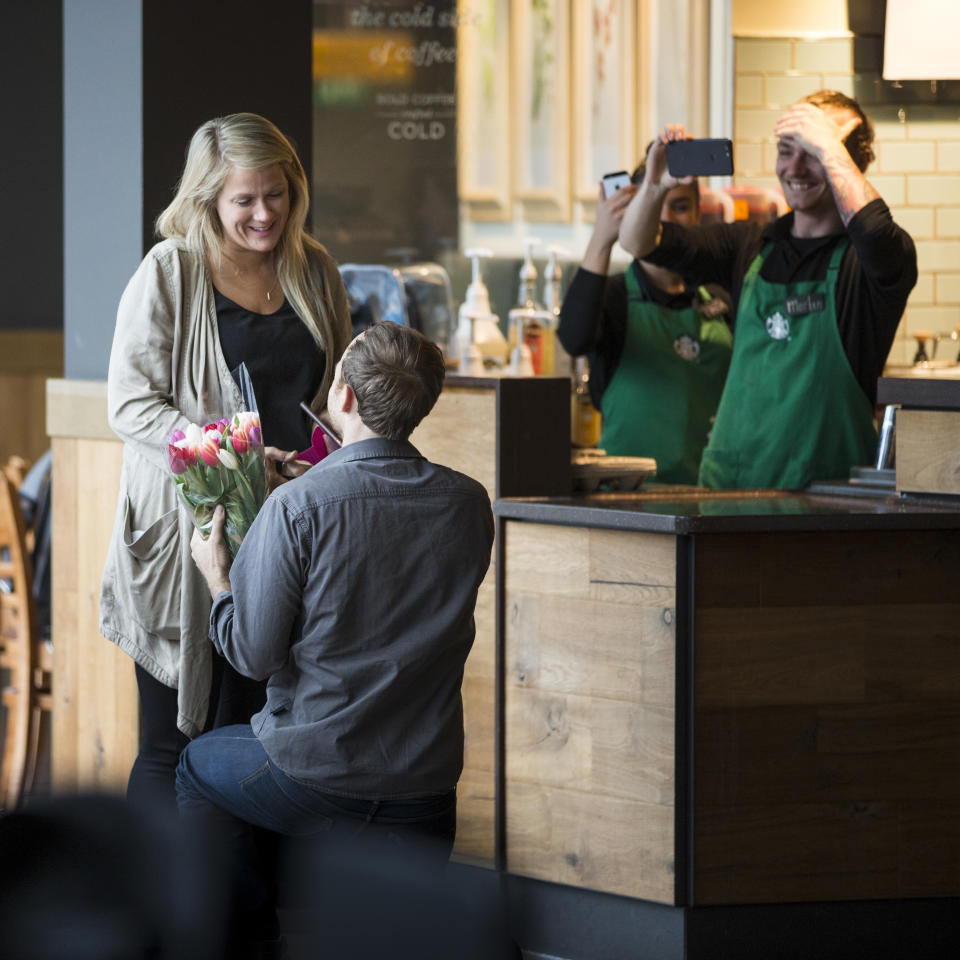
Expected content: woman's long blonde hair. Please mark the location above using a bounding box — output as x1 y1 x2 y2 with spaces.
156 112 350 407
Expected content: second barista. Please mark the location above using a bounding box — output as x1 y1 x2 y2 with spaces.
558 157 733 484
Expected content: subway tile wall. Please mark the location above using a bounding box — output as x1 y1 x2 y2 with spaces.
734 36 960 367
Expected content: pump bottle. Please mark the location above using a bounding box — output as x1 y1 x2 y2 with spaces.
507 239 551 376
456 248 507 374
542 245 572 377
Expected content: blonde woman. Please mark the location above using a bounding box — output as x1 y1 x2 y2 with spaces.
100 113 352 811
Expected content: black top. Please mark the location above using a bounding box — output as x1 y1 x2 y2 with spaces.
215 290 326 453
644 199 918 405
557 263 730 411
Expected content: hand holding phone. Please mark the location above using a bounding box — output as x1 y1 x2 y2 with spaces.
665 138 734 178
601 170 633 199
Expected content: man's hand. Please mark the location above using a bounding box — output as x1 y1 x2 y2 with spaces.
191 505 233 599
773 102 861 166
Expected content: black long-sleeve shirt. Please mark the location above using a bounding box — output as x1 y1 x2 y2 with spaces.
557 263 730 412
644 199 917 405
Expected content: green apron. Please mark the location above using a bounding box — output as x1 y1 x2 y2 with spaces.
599 264 732 484
698 240 877 490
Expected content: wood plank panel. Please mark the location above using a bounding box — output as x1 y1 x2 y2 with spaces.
695 530 960 608
695 801 901 903
0 331 64 466
899 802 960 897
50 437 79 788
411 386 496 499
51 434 137 794
896 408 960 495
506 780 676 903
694 607 868 707
696 702 960 806
506 523 675 602
0 375 52 466
693 528 960 904
508 593 675 705
413 386 498 864
504 521 678 903
507 686 674 806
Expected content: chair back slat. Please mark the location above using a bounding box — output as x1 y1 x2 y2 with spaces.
1 470 42 809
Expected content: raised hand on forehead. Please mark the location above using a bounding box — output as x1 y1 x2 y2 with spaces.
774 102 862 161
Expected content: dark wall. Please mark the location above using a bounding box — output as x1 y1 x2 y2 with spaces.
141 0 313 253
64 0 313 379
1 1 63 330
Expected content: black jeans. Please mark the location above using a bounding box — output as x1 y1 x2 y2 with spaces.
126 656 266 814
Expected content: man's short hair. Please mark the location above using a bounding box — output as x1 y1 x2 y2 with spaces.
340 322 446 441
802 90 875 172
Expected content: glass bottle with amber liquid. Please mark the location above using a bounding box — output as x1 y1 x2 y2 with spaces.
571 356 602 447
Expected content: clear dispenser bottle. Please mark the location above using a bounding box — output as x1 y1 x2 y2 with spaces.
507 238 551 376
455 248 507 374
543 245 572 378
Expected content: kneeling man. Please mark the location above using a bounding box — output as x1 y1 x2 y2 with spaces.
178 322 494 954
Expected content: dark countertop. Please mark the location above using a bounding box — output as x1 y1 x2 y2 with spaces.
494 483 960 534
877 376 960 410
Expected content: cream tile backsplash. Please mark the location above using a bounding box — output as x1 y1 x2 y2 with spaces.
734 35 960 366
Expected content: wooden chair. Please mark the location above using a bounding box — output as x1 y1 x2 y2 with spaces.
2 455 30 489
0 470 52 810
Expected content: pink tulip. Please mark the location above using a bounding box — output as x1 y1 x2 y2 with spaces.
198 434 221 467
231 429 250 456
231 411 262 450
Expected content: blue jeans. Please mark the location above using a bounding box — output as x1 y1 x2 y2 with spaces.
175 725 457 949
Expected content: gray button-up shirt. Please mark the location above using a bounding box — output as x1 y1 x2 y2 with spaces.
209 437 494 799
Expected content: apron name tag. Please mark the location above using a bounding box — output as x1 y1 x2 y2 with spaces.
784 293 825 316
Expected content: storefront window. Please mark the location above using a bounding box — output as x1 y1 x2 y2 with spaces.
312 0 459 262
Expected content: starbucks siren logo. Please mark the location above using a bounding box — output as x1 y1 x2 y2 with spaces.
765 312 790 340
673 335 701 362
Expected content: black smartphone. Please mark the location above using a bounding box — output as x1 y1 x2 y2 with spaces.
299 401 342 450
666 138 734 177
601 169 633 198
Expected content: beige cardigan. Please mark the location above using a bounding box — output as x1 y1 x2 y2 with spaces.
99 239 347 737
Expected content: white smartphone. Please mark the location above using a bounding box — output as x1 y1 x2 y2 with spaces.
601 170 633 199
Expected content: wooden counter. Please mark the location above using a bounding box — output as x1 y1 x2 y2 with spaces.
493 489 960 958
877 376 960 497
0 330 63 466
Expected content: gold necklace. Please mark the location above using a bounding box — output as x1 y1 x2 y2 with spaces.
219 255 279 302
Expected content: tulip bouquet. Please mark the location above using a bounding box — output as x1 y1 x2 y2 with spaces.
168 412 266 558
